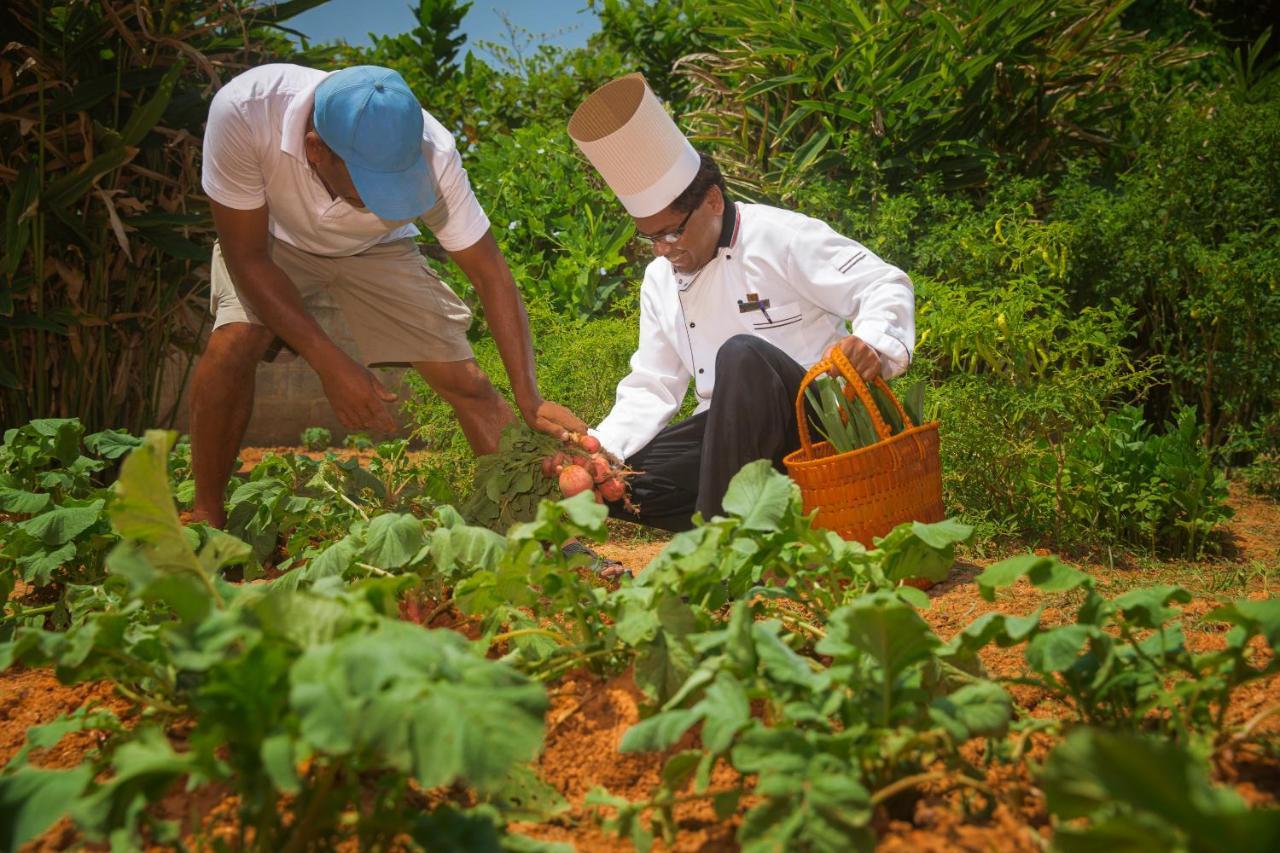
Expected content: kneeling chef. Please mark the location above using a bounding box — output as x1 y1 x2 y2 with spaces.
567 74 916 539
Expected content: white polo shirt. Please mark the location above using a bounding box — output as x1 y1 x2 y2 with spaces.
202 64 489 257
592 203 915 460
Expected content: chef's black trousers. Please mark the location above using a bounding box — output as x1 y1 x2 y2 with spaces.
607 334 812 532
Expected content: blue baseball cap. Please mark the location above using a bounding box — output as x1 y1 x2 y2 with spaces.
313 66 435 220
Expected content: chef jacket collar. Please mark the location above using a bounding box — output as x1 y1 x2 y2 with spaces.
675 199 739 291
717 198 738 249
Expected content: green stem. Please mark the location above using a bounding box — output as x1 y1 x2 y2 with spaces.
762 604 826 640
318 477 369 521
531 647 617 682
869 771 994 808
11 604 56 617
114 682 183 716
281 762 340 853
492 626 570 646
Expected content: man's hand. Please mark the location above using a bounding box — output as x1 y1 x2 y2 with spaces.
318 355 399 433
829 335 882 383
523 399 589 442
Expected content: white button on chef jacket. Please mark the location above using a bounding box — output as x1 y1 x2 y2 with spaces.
592 202 916 461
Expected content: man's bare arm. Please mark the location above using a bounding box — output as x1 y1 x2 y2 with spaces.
449 230 587 438
211 200 396 431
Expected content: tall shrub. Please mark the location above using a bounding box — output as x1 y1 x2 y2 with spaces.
1056 92 1280 449
0 0 331 432
678 0 1197 201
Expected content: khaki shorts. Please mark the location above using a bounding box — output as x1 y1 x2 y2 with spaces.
210 237 474 366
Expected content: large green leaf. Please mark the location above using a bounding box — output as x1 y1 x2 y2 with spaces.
619 708 702 753
109 431 219 618
17 542 77 586
0 486 51 515
633 594 699 702
942 609 1044 658
290 622 547 792
361 513 426 570
720 460 799 531
875 518 972 584
25 418 85 466
699 672 752 753
83 429 143 460
820 592 939 682
1041 728 1280 853
976 553 1093 601
1110 585 1191 629
111 431 200 573
1206 598 1280 655
119 61 184 146
1026 624 1097 674
17 501 104 547
928 680 1012 740
428 516 507 578
0 765 94 849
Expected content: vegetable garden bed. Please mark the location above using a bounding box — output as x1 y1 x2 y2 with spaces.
2 427 1278 851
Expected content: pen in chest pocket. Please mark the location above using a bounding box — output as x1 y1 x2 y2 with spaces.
737 293 773 323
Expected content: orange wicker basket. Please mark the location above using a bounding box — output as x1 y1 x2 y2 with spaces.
783 346 944 550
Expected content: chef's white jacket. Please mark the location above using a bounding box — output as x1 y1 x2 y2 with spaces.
592 202 915 460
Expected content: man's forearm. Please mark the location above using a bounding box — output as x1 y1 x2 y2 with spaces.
475 273 541 413
226 256 345 369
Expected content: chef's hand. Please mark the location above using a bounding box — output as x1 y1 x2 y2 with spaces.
523 398 589 442
828 336 882 383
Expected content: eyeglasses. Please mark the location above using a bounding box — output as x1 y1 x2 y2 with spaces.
636 205 696 246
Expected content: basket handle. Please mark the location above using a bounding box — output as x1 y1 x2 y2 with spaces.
794 344 915 458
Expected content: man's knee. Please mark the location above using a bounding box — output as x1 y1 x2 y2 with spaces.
416 360 500 404
715 334 778 374
199 324 274 377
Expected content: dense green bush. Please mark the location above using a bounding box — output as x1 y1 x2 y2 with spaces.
1058 405 1232 556
678 0 1199 201
588 0 712 105
1056 92 1280 449
459 121 645 318
0 0 330 432
884 181 1151 547
1242 452 1280 501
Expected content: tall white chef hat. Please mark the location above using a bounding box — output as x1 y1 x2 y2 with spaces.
568 73 701 218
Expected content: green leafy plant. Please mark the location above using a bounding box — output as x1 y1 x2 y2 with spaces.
679 0 1197 200
1242 451 1280 500
343 432 375 451
1056 90 1280 448
0 430 559 851
0 418 143 631
299 426 332 451
0 1 336 432
804 376 926 454
1058 405 1233 556
1041 728 1280 852
951 556 1280 744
